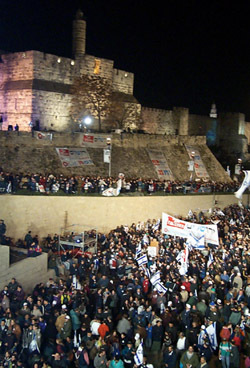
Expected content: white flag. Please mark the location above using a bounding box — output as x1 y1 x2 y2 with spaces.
150 271 161 286
206 322 218 350
137 254 148 267
235 170 250 199
134 341 143 366
207 252 214 269
136 242 142 258
152 219 161 232
142 265 151 278
179 243 189 275
143 234 149 245
154 282 168 294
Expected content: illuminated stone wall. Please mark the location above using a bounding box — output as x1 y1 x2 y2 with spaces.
0 50 135 132
0 194 245 241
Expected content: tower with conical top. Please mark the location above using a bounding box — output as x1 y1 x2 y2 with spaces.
72 9 86 58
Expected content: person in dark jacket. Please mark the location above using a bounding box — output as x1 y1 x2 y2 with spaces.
152 320 164 352
163 345 177 368
229 340 240 368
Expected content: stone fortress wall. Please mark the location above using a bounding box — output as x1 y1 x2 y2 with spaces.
0 131 230 182
0 9 249 160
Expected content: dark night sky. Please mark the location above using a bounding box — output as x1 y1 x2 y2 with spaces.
1 0 250 118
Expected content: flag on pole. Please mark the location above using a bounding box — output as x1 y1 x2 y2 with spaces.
207 252 214 269
235 170 250 199
137 254 148 267
152 219 161 232
142 265 151 278
154 282 168 294
143 234 149 245
206 322 218 350
150 271 161 286
136 242 142 258
134 341 143 366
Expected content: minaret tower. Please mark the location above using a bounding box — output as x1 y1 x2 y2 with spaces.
72 9 86 58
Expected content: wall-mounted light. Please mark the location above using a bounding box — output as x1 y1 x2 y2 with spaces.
71 60 75 66
57 58 61 63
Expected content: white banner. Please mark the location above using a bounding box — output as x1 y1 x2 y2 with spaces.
103 149 111 163
56 148 94 167
162 213 219 247
147 149 175 180
81 133 111 148
35 131 52 140
185 145 210 178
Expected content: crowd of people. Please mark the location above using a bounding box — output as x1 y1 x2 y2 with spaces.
0 204 249 368
0 170 241 196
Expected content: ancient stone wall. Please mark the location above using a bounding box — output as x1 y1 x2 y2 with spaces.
32 90 72 131
141 107 174 134
112 69 134 95
0 52 34 130
0 50 135 132
245 122 250 145
188 114 211 136
0 131 230 182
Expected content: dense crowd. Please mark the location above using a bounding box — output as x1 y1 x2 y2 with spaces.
0 204 250 368
0 170 241 196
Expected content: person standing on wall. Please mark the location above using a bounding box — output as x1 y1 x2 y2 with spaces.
0 115 3 130
14 124 19 136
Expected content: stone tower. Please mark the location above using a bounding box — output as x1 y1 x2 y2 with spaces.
72 9 86 58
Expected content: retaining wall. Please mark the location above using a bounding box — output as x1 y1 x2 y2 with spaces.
0 194 248 240
0 246 55 292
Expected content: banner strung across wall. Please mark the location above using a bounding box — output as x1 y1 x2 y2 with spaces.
80 133 111 148
162 212 219 248
56 148 94 167
185 145 210 179
34 131 52 140
147 149 175 180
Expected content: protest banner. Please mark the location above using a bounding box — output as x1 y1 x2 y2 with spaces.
56 147 94 167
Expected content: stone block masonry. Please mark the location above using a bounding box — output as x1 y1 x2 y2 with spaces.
0 50 135 132
0 246 55 292
0 131 231 183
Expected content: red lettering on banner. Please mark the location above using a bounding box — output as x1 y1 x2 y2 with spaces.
59 149 69 156
166 216 186 229
83 135 94 143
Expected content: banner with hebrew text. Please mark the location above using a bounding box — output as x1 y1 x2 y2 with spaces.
81 133 111 148
185 145 209 179
56 148 94 167
162 213 219 247
147 149 174 180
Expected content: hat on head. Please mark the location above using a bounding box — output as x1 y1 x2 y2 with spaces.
181 286 186 290
217 299 222 305
201 325 206 330
186 304 191 309
62 304 67 309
